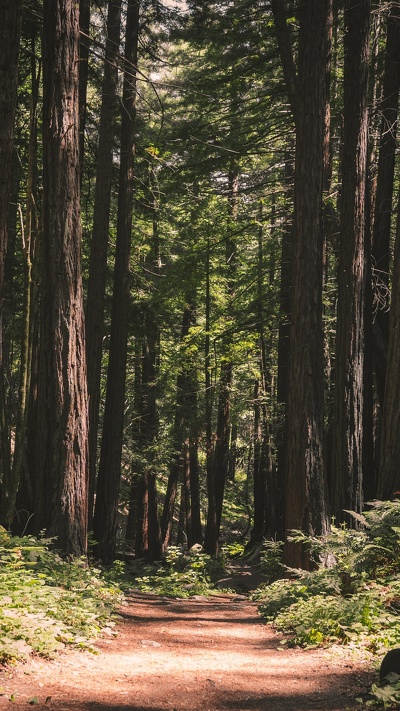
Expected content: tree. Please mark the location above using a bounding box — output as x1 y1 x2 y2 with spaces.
331 0 370 522
85 0 122 529
33 0 89 556
284 0 331 567
378 196 400 500
371 4 400 405
0 0 23 511
92 0 140 563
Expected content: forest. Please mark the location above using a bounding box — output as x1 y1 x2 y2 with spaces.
1 0 400 573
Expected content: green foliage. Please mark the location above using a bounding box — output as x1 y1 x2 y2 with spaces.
253 502 400 656
221 541 246 559
129 546 232 598
365 675 400 708
258 539 285 582
0 528 123 664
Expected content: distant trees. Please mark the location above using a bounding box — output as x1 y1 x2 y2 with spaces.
1 0 400 566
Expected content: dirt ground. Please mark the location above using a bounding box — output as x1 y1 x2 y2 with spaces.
0 590 376 711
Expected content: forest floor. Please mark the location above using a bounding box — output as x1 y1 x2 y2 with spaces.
0 564 377 711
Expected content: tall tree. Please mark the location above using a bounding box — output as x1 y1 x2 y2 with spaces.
213 158 238 536
284 0 331 568
378 192 400 500
331 0 370 522
0 0 23 507
2 21 41 527
93 0 140 563
371 4 400 404
79 0 91 181
33 0 89 556
85 0 122 529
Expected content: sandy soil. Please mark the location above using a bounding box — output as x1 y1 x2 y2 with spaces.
0 590 376 710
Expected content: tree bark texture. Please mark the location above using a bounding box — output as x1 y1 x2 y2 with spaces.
36 0 89 556
79 0 91 181
0 0 22 322
85 0 122 529
93 0 139 564
371 4 400 402
284 0 331 568
378 192 400 500
332 0 370 522
0 0 23 502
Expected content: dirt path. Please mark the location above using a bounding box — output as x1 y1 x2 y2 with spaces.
0 591 375 711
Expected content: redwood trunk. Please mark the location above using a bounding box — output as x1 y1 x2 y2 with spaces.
86 0 122 529
93 0 139 563
284 0 331 568
0 0 23 504
35 0 89 556
332 0 370 522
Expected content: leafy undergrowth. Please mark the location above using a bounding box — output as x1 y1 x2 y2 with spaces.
251 500 400 708
0 528 123 664
128 545 234 598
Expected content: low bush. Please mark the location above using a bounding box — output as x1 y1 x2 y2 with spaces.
0 528 123 663
252 501 400 707
129 545 233 598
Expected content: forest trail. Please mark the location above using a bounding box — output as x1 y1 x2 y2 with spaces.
0 587 375 711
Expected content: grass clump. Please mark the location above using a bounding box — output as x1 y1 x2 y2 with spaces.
0 528 123 664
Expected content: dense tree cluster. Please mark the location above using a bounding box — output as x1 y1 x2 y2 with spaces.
0 0 399 566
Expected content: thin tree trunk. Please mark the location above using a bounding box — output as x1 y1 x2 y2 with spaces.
161 302 198 548
377 186 400 500
93 0 139 563
3 40 40 527
213 162 238 536
79 0 91 182
331 0 370 523
276 149 294 541
372 4 400 404
0 0 23 505
189 437 202 546
204 235 218 555
86 0 122 530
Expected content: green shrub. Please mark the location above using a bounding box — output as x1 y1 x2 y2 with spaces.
253 501 400 657
129 546 232 598
0 528 123 663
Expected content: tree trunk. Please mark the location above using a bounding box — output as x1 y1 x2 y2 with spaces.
3 36 40 527
34 0 89 556
161 301 200 548
250 379 266 544
85 0 122 530
204 235 218 555
133 313 163 560
377 189 400 500
372 4 400 404
331 0 370 523
284 0 331 568
276 151 294 542
0 0 23 507
213 162 238 536
79 0 91 182
93 0 139 563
